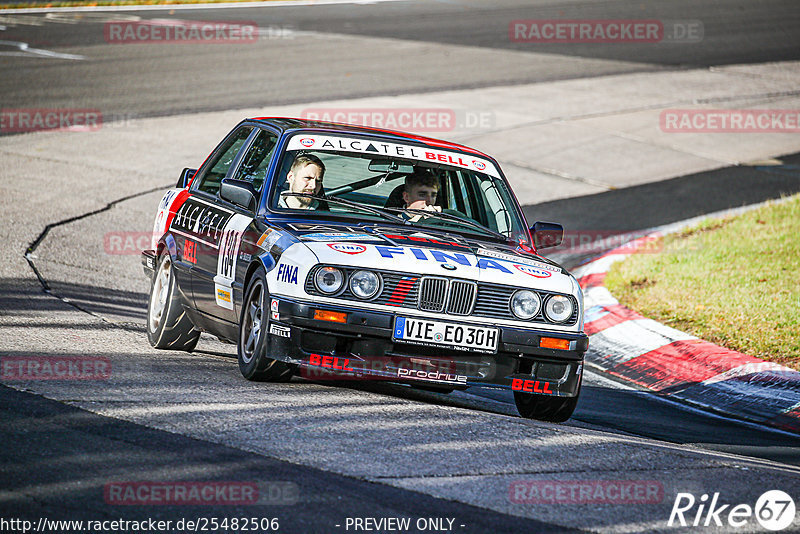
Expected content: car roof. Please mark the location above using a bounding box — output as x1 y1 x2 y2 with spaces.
248 116 491 159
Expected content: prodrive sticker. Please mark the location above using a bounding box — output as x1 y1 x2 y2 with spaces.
286 134 500 178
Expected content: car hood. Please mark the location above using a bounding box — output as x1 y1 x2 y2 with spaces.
271 220 574 293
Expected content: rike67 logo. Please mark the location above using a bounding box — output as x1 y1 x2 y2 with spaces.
668 490 796 531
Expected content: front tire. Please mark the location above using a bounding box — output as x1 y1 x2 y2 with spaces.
238 267 295 382
514 376 581 422
514 393 579 422
147 251 200 351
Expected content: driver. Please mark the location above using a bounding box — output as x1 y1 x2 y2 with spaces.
403 170 441 212
279 154 326 209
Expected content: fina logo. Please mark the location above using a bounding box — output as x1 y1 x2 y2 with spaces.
277 263 298 284
514 264 551 278
473 161 486 170
328 243 367 255
300 138 315 147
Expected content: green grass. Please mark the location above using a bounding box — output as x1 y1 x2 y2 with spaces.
604 193 800 368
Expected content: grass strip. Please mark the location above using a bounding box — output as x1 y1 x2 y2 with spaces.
605 193 800 369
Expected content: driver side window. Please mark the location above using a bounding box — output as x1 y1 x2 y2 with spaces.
195 126 253 196
232 129 277 192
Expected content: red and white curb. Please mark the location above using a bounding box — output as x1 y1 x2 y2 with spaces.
572 226 800 434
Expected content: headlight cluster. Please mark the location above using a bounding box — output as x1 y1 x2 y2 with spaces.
313 267 382 299
544 295 573 323
349 270 381 299
511 290 574 323
511 290 540 320
314 267 344 294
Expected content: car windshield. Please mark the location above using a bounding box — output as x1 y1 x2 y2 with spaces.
270 133 530 245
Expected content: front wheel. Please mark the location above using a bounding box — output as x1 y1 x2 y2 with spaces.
514 376 581 422
238 267 295 382
514 393 579 422
147 251 200 351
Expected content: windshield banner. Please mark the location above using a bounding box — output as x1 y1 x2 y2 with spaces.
286 134 501 178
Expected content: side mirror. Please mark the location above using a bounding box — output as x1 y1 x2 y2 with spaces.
178 168 197 188
531 221 563 249
220 178 257 212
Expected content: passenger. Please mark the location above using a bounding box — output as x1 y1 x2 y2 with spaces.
403 170 441 212
279 154 326 209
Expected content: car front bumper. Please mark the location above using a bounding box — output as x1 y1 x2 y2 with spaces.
267 296 587 397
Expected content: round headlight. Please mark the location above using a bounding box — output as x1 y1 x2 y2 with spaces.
544 295 573 323
511 290 541 320
314 267 343 294
349 270 381 299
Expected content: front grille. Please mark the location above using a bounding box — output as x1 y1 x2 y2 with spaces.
447 280 477 315
418 277 448 312
305 266 577 326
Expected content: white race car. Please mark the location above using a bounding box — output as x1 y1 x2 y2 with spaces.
143 118 588 422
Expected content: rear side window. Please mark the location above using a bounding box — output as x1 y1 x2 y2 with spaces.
194 126 253 195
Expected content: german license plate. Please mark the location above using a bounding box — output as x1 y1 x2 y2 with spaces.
393 317 498 353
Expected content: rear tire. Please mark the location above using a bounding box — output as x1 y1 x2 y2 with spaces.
238 267 295 382
147 252 200 351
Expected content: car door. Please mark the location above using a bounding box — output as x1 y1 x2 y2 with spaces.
188 126 278 323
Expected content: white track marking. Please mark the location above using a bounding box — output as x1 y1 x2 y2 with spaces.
44 13 142 23
2 0 407 15
0 40 85 60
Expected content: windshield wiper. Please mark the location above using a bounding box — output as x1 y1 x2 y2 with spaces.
281 192 409 225
387 208 509 242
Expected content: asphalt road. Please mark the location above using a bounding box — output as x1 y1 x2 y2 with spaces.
2 1 800 532
1 0 799 118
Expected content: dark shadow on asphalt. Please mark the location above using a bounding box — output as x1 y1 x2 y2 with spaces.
573 384 800 466
0 384 573 534
0 277 147 320
298 377 800 467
